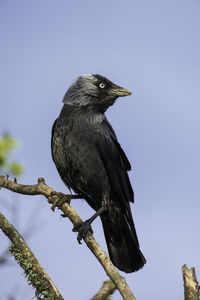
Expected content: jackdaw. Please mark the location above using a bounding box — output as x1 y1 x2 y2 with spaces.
51 74 146 272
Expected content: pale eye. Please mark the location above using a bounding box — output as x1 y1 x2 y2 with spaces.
99 83 105 89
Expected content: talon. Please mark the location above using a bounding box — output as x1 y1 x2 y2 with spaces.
49 192 73 211
51 198 59 211
72 221 93 244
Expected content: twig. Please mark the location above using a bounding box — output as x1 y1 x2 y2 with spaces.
91 279 116 300
0 175 136 300
182 264 199 300
0 212 63 300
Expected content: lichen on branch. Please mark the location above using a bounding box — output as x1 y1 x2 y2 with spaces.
0 175 136 300
0 212 63 300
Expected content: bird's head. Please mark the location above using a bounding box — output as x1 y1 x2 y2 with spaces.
62 74 131 113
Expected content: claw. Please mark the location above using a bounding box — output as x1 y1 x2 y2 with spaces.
72 221 93 244
49 192 73 211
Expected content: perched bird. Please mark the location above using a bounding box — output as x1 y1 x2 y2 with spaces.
51 74 146 273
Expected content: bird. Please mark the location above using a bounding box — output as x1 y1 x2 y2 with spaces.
51 74 146 273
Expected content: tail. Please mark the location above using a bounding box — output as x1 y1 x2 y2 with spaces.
101 208 146 273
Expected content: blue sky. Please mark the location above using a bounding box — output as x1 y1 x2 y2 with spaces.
0 1 200 299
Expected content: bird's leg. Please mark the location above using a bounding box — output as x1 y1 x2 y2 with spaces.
49 191 82 211
73 206 108 244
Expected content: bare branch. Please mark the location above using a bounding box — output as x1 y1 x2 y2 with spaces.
182 264 199 300
0 175 136 300
0 212 63 299
91 279 116 300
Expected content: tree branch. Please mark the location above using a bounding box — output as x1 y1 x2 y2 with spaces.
91 279 116 300
182 264 199 300
0 211 63 300
0 175 136 300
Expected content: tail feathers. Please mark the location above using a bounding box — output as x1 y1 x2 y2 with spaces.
101 212 146 273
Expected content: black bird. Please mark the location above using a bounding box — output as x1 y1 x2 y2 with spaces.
51 74 146 272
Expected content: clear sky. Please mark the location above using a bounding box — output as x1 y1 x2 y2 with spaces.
0 0 200 299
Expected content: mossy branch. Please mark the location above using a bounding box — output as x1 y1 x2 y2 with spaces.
0 212 63 300
0 175 136 300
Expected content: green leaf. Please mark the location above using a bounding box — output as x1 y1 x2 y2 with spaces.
0 134 23 176
9 162 23 176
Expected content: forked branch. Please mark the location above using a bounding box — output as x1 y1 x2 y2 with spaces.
0 175 136 300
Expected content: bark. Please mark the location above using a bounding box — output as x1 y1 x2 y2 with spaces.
182 264 199 300
91 279 116 300
0 175 136 300
0 211 63 300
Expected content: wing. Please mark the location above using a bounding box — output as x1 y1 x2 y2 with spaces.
96 118 134 220
51 118 73 191
103 118 132 171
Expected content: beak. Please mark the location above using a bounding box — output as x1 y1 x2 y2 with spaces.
109 84 132 97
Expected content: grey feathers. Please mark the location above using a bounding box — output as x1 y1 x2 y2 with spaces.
62 74 131 113
62 74 98 107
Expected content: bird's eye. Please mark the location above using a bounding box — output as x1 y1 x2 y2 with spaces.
99 83 105 89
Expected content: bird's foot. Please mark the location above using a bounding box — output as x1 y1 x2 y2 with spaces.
72 221 93 244
49 192 74 211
